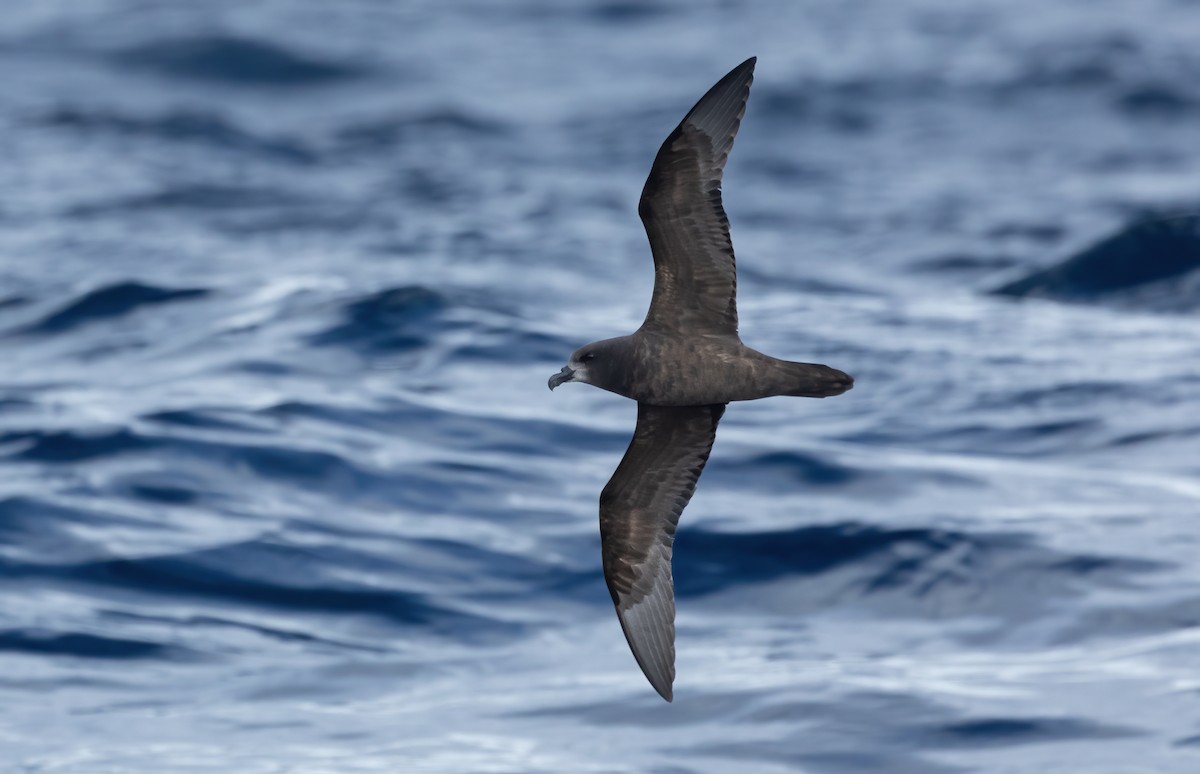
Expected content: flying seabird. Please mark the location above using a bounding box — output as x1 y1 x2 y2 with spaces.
548 57 853 701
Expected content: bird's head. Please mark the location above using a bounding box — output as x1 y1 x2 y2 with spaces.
548 338 626 392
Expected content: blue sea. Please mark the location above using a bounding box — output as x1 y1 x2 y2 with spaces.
2 1 1200 771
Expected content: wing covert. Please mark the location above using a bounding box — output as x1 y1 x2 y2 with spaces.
599 402 725 701
639 57 755 336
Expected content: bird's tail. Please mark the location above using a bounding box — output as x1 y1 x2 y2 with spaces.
778 361 854 398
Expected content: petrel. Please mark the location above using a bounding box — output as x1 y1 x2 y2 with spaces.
548 57 853 701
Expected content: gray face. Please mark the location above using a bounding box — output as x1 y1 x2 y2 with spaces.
547 343 599 391
547 338 627 393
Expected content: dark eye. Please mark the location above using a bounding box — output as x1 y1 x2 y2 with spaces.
581 352 595 362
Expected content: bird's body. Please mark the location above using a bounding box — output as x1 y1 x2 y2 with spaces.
549 57 853 701
572 330 852 406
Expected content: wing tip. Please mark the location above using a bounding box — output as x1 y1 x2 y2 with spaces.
613 593 677 703
677 56 757 147
616 606 677 700
712 55 757 98
727 55 757 88
641 653 675 702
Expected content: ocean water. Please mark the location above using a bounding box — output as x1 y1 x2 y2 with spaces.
2 1 1200 771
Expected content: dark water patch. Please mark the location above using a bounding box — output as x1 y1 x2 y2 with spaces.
335 109 508 151
127 484 199 505
112 35 367 85
124 426 493 511
515 688 752 727
685 740 956 774
993 214 1200 303
737 264 870 296
0 295 31 311
211 206 388 237
707 451 864 490
974 381 1132 411
0 397 34 413
4 424 417 508
755 87 876 133
398 459 544 514
671 689 956 739
1115 83 1199 117
674 522 1162 619
1051 595 1200 644
740 156 834 184
214 442 380 492
2 428 154 462
263 398 629 457
1109 425 1200 447
327 534 600 606
99 609 387 653
291 502 572 586
910 254 1022 273
501 688 963 771
1175 734 1200 747
228 360 297 376
144 408 273 434
261 400 401 430
841 417 1103 456
430 459 541 486
37 108 315 163
393 166 470 207
675 524 1001 598
1089 147 1186 172
0 629 184 660
1051 555 1154 577
795 751 961 774
110 469 221 509
0 495 157 532
69 184 306 217
986 222 1066 243
81 550 442 625
2 540 508 635
588 0 670 23
15 281 208 335
1004 34 1135 92
308 285 451 354
0 497 165 565
454 327 576 363
915 716 1141 748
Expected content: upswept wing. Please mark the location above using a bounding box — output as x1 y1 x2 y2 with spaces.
639 57 755 336
599 403 725 701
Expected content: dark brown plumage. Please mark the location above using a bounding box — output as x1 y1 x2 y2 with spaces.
549 57 853 701
599 403 724 701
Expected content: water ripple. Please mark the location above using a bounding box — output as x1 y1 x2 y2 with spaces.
13 282 208 335
111 35 368 85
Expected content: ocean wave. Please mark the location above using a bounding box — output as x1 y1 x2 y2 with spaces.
0 295 31 311
3 428 154 461
307 286 450 354
839 418 1105 456
0 629 190 660
1115 82 1200 116
95 546 437 623
993 214 1200 306
12 281 208 335
674 523 1162 620
36 108 316 163
707 450 866 489
67 185 309 217
334 109 509 151
912 716 1142 748
110 35 368 86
